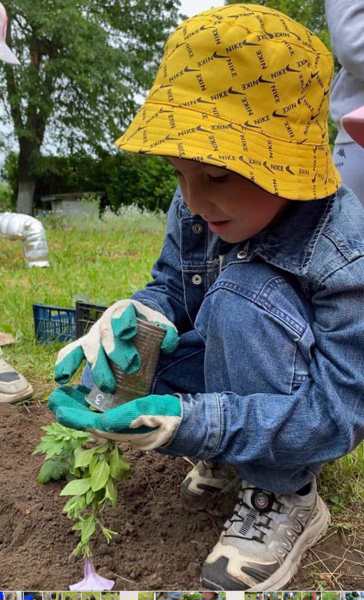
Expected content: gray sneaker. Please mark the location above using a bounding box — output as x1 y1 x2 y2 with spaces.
0 356 33 403
181 460 238 502
201 478 330 590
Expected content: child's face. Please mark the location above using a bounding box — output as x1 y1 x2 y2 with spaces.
168 157 289 243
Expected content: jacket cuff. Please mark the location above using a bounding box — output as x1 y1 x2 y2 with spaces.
158 392 224 459
131 294 166 317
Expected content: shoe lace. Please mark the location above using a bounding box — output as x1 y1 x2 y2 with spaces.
224 487 284 544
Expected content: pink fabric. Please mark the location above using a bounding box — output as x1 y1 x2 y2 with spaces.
342 106 364 148
0 2 19 64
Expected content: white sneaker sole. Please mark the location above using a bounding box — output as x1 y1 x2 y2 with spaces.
249 496 331 591
0 383 33 404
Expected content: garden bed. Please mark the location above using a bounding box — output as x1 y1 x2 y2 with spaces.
0 401 363 591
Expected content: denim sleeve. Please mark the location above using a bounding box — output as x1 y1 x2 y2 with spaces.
326 0 364 81
132 188 191 331
162 260 364 472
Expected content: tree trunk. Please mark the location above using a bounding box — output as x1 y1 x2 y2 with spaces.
15 138 40 215
16 179 36 215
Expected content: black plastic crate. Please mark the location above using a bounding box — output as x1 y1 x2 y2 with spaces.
75 301 107 338
33 303 76 343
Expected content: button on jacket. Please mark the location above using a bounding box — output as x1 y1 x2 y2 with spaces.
133 185 364 492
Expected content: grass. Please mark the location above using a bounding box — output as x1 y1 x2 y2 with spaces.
0 204 363 515
0 205 165 395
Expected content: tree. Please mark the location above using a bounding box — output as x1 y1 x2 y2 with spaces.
1 0 180 214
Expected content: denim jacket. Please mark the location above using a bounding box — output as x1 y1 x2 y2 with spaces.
133 185 364 490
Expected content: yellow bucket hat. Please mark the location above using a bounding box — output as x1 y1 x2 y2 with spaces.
116 4 340 200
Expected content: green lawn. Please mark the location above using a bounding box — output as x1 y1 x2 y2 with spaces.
0 205 363 513
0 206 165 396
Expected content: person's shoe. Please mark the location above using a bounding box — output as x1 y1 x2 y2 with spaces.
201 478 330 591
0 356 33 403
181 460 238 506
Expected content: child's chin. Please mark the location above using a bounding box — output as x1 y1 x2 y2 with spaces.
220 232 247 244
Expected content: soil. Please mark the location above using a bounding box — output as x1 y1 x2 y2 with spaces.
0 401 363 592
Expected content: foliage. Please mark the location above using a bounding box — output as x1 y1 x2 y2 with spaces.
0 0 181 211
319 442 364 514
138 594 155 600
34 421 90 483
2 0 181 154
0 181 12 210
34 422 130 557
2 150 177 213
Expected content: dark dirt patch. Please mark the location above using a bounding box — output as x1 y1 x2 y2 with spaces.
0 403 363 591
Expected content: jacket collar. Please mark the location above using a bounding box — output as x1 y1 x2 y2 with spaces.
248 194 335 276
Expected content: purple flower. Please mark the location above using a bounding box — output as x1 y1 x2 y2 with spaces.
70 559 115 591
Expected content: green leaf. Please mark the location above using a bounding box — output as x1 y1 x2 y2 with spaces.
90 461 110 492
80 515 96 544
105 478 117 507
37 457 69 484
89 454 99 474
60 478 91 496
33 438 65 458
110 446 130 480
74 447 97 469
85 489 95 505
63 495 86 519
94 443 109 454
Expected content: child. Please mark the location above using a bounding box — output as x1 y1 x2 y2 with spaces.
49 4 364 591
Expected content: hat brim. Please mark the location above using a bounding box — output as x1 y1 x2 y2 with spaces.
116 101 340 201
0 42 19 65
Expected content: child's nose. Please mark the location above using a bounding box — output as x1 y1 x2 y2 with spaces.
184 182 213 216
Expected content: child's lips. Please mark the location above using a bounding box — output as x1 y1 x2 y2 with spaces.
207 219 231 233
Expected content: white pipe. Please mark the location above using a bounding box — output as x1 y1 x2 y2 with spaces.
0 212 49 267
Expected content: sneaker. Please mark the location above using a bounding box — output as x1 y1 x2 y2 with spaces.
181 460 238 502
201 478 330 590
0 356 33 403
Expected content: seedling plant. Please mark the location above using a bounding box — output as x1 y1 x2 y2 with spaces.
34 422 130 560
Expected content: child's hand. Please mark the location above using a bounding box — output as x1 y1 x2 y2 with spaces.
48 385 182 450
54 299 179 393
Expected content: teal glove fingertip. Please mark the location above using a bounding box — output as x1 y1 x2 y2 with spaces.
92 346 117 393
55 406 101 431
54 346 85 384
109 338 141 375
112 303 138 340
159 325 179 354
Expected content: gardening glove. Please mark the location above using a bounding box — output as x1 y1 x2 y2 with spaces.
55 300 179 393
48 385 182 450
